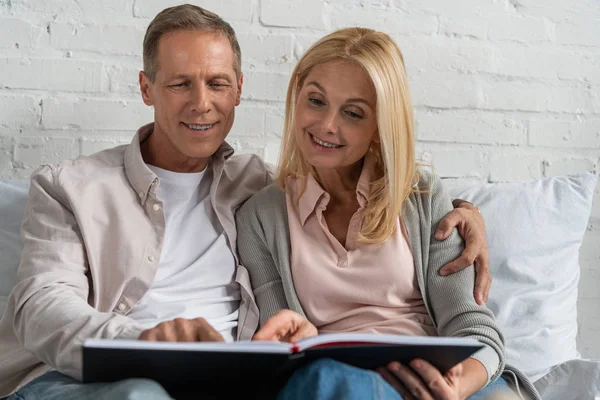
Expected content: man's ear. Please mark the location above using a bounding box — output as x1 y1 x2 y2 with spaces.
235 72 244 106
139 71 153 106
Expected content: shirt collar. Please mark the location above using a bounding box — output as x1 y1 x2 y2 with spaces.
296 152 377 225
124 122 235 205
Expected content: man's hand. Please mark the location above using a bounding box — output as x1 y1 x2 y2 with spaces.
253 310 317 343
377 358 487 400
139 317 224 342
436 199 491 305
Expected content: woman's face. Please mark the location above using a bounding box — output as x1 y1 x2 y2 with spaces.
294 60 378 172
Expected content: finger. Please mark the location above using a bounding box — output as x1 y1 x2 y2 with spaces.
193 318 224 342
289 321 317 343
473 256 491 305
434 210 462 240
253 314 294 342
173 318 197 342
377 367 415 400
409 359 453 399
439 245 478 276
387 362 434 400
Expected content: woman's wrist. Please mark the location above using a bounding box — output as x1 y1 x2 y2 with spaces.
459 357 489 399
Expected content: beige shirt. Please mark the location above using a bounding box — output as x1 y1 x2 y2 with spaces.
285 155 436 337
0 123 271 397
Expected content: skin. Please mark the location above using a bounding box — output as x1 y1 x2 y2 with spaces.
137 29 242 341
139 30 243 173
259 60 488 399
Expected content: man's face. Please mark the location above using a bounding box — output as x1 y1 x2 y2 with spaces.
139 30 243 172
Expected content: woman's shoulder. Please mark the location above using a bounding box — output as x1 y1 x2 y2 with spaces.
236 182 287 222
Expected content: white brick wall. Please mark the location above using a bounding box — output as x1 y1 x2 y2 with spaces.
0 0 599 359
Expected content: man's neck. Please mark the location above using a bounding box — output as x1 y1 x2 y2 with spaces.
140 127 209 173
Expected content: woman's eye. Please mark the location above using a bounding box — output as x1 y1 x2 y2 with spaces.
309 98 324 106
346 110 363 119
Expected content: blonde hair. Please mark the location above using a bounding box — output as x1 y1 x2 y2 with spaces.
143 4 242 82
276 27 418 244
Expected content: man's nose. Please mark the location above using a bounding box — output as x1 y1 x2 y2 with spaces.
190 84 211 113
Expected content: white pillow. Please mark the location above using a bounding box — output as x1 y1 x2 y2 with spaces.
446 172 597 382
533 359 600 400
0 180 30 317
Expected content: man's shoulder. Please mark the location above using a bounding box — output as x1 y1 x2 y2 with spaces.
224 152 274 177
30 144 128 190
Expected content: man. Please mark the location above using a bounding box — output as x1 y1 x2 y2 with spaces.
0 4 490 399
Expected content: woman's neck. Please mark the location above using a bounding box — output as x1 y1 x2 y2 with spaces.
313 159 364 205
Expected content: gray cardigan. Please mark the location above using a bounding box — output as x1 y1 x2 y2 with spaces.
235 170 540 399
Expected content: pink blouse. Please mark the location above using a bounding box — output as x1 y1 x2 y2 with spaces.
285 155 436 336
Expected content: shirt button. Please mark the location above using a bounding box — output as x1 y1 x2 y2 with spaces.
148 255 155 262
153 204 160 211
138 191 144 198
117 303 126 311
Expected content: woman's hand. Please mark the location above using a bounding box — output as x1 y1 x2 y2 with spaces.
377 358 487 400
436 199 491 305
253 310 317 343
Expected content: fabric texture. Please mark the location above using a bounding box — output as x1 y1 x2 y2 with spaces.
285 162 435 337
445 172 598 382
235 170 540 399
532 359 600 400
0 123 272 398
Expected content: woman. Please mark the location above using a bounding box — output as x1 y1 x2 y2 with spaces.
237 28 539 400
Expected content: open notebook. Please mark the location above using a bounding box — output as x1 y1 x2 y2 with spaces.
83 333 483 392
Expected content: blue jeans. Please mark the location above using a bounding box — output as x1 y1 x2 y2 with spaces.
8 360 513 400
278 359 515 400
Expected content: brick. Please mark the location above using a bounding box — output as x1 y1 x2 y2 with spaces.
237 33 293 70
488 45 562 80
410 71 483 109
529 118 600 149
14 137 78 167
107 64 142 95
557 52 600 83
134 0 254 22
43 98 152 131
329 7 437 36
439 17 488 39
265 107 284 138
230 105 265 137
509 0 600 20
480 82 595 113
0 19 37 49
51 23 144 55
260 0 324 29
242 71 289 102
0 136 14 177
556 19 600 47
1 58 104 92
489 153 544 182
80 138 129 156
416 110 524 145
400 38 494 75
263 139 281 165
9 0 133 16
420 149 488 179
406 0 504 17
0 95 39 128
488 16 554 42
544 158 596 177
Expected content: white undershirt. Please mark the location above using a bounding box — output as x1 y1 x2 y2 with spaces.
127 164 240 342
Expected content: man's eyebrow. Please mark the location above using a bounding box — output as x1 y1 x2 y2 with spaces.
306 81 372 107
164 73 234 82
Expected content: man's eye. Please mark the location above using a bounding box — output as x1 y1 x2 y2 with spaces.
309 98 324 106
170 83 187 88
